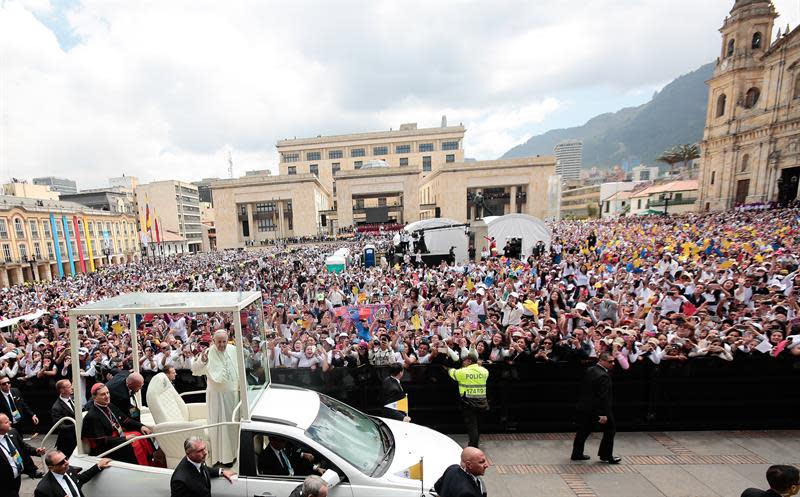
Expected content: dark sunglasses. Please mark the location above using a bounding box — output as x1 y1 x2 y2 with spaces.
49 458 68 467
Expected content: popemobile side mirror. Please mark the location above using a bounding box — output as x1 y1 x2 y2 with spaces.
321 468 341 488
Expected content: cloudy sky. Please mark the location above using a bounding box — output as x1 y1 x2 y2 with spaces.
1 0 798 189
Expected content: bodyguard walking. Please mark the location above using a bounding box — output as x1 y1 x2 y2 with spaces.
170 436 235 497
447 351 489 448
571 352 621 464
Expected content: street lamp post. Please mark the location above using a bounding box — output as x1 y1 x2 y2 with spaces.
660 192 674 215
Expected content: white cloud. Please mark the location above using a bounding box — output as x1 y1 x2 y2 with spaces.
1 0 797 188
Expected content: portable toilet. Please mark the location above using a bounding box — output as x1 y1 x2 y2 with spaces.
363 244 376 267
325 255 346 273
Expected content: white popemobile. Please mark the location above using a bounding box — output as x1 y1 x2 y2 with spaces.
49 291 459 497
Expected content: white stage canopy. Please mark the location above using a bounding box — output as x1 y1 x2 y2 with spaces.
485 214 552 257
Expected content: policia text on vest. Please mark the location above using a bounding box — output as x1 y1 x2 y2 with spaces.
447 359 489 448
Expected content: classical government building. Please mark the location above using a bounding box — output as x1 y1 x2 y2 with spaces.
211 121 557 248
0 195 139 285
700 0 800 210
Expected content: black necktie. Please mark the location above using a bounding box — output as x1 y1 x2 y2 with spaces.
200 463 211 487
5 394 15 413
64 474 80 497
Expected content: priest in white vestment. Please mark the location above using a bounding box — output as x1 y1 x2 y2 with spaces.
193 329 240 465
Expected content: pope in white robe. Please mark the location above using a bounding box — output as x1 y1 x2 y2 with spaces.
193 329 240 465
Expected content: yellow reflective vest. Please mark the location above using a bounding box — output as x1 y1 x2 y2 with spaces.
448 363 489 399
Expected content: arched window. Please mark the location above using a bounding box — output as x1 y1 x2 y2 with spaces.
741 154 750 172
794 75 800 99
752 32 762 49
744 87 760 109
716 94 727 117
727 38 735 57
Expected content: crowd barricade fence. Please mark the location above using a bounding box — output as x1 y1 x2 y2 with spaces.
20 356 800 433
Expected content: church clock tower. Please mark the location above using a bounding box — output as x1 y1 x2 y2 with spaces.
700 0 778 210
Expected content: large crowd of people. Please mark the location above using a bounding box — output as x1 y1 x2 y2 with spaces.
0 206 798 400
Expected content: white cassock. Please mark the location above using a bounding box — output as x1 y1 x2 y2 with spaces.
193 344 240 464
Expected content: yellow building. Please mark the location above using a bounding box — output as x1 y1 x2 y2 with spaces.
0 196 139 286
700 0 800 210
419 157 557 222
211 174 331 249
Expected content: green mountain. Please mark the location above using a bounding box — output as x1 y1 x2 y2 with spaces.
501 62 714 168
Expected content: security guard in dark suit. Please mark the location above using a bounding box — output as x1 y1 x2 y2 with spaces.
571 352 620 464
380 363 409 422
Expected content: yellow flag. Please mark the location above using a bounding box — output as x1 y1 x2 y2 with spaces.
407 458 424 481
411 314 422 330
719 260 733 270
466 279 474 291
523 299 538 315
755 254 764 263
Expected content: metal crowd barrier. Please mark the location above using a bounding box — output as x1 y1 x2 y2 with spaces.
17 355 800 434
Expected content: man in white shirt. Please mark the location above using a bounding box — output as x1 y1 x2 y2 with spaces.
35 449 110 497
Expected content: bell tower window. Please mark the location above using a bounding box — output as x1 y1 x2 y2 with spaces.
744 88 760 109
727 39 735 57
716 94 727 117
752 32 762 49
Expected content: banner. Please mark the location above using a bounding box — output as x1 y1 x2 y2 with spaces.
334 304 390 340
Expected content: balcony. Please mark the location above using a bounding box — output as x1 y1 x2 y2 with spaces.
647 198 697 208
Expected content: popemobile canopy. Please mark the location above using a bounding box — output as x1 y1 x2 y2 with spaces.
66 290 268 457
484 214 551 257
68 291 262 315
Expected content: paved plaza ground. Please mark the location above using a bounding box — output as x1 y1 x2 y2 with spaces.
18 430 800 497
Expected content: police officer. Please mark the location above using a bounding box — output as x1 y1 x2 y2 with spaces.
446 351 489 448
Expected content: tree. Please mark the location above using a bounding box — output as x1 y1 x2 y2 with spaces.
656 149 681 174
657 143 700 174
673 143 700 171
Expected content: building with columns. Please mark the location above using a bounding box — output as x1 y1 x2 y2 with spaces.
700 0 800 210
0 195 139 286
211 174 331 248
418 157 558 222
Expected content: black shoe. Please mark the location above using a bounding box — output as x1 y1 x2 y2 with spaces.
570 454 590 461
600 456 622 464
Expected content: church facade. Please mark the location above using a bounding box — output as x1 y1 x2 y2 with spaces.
699 0 800 211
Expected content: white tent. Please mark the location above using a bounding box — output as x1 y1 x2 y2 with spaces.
485 214 551 257
403 217 468 263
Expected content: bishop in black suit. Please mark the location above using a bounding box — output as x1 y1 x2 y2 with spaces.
434 447 489 497
0 413 45 497
81 384 150 465
379 364 409 421
171 437 234 497
571 353 619 463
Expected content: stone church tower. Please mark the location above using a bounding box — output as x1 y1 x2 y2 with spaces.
699 0 800 210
